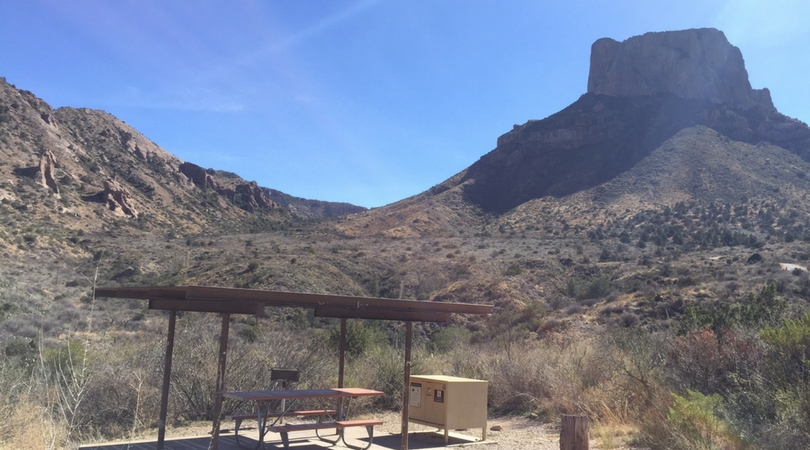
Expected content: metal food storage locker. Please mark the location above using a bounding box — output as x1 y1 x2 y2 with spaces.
408 375 488 443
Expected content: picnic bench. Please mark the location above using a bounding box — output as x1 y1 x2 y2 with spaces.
269 418 384 450
225 409 336 448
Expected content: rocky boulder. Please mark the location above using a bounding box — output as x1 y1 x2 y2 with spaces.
587 28 774 111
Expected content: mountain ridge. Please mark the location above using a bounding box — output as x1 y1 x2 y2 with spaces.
0 76 366 241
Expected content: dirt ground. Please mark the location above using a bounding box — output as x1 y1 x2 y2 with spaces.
372 411 637 450
145 411 638 450
167 412 630 450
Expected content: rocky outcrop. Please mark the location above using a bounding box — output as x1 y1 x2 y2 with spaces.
234 181 276 212
179 162 215 190
179 161 278 212
14 149 60 197
588 28 774 111
81 179 138 217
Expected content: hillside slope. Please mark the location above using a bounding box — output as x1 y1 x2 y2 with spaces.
0 77 364 245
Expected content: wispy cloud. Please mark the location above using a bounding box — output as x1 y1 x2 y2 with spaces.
259 0 382 55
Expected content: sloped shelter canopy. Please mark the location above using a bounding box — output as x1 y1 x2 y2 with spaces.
95 286 492 450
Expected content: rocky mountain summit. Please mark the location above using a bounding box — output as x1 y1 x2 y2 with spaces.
459 28 810 213
588 28 774 110
338 28 810 238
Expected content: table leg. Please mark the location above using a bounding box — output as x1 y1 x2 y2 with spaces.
233 405 263 450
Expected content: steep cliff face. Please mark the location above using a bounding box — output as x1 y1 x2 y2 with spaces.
587 28 774 111
451 28 810 213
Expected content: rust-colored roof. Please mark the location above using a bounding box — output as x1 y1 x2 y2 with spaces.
94 285 492 322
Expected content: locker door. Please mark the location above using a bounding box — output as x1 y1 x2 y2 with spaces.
424 381 447 425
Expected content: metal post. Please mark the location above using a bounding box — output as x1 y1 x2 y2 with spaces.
339 318 347 388
208 313 231 450
157 311 177 450
337 318 347 419
401 321 412 450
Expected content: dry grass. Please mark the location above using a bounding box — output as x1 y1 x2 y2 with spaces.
0 395 63 450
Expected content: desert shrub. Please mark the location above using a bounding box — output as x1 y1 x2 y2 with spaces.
482 302 545 343
503 263 522 276
442 342 491 381
757 312 810 443
609 330 669 409
760 312 810 369
677 282 786 334
4 337 37 367
666 390 744 450
42 340 90 388
346 340 427 410
428 325 472 353
326 321 385 360
479 331 633 421
567 274 613 301
666 328 761 395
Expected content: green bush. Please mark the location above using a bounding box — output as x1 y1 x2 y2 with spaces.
759 312 810 442
567 275 612 301
428 326 472 353
677 282 786 334
503 263 522 277
667 390 743 449
327 321 385 359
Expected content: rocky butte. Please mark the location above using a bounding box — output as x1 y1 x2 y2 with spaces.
444 28 810 214
588 28 774 110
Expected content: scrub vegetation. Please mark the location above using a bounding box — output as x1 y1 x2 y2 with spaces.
2 212 810 449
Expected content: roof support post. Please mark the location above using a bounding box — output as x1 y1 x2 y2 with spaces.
208 313 230 450
339 318 346 388
156 310 177 450
401 321 413 450
338 318 347 419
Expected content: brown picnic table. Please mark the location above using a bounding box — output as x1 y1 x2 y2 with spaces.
221 387 384 450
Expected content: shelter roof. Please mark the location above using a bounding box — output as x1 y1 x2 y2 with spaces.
94 285 492 322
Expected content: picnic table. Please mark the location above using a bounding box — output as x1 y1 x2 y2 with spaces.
222 387 384 450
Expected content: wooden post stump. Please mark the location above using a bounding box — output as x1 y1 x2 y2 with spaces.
560 414 589 450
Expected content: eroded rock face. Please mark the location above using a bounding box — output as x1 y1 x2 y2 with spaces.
104 179 138 217
587 28 774 110
234 181 276 212
82 179 138 217
179 162 215 189
14 149 60 197
179 161 278 212
38 150 60 197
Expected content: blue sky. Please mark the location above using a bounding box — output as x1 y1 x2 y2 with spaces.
1 1 808 208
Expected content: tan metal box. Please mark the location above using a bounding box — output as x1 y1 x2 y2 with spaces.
408 375 488 443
